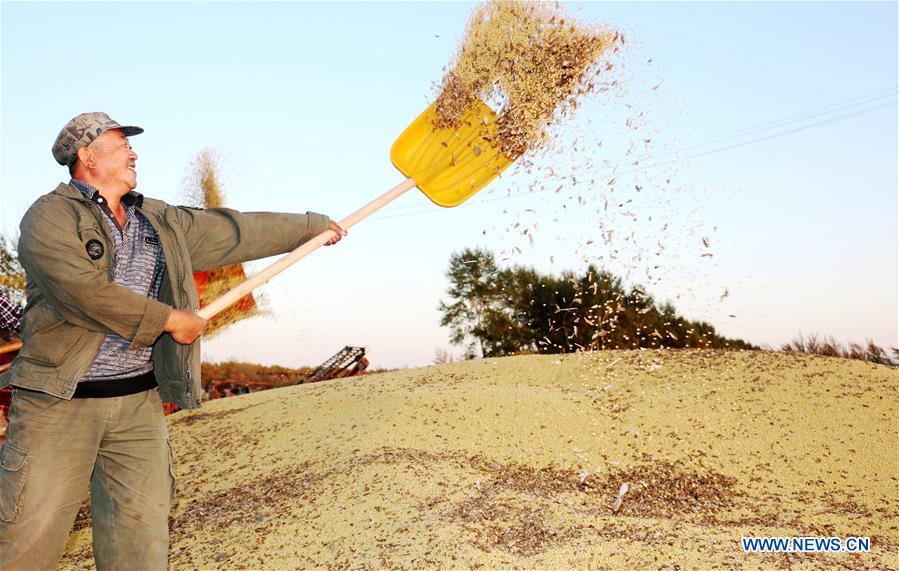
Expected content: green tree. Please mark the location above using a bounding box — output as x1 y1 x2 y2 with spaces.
438 248 755 357
479 266 541 355
437 248 502 358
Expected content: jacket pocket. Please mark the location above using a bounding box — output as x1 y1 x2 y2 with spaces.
18 305 87 366
0 443 28 522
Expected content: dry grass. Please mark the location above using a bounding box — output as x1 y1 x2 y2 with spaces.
780 333 897 367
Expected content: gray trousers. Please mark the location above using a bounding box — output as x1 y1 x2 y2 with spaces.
0 387 175 570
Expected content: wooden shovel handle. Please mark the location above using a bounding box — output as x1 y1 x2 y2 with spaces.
197 178 418 320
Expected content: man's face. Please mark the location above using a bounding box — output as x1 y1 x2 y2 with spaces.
83 129 139 192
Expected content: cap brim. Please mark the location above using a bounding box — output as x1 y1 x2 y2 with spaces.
118 125 144 136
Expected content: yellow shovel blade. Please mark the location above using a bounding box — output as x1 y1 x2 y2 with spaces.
390 99 514 208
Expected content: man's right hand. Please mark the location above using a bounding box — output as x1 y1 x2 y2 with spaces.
164 308 207 344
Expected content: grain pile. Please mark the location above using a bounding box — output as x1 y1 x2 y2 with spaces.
184 150 261 338
60 351 898 569
434 0 621 158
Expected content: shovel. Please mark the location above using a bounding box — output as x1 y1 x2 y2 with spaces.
197 99 514 320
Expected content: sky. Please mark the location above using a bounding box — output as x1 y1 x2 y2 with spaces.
1 1 896 369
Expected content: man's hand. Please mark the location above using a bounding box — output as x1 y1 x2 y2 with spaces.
324 220 347 246
164 308 207 345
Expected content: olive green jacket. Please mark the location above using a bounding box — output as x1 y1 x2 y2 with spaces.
0 182 331 409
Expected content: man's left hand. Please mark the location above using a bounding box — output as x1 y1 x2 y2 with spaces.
324 220 347 246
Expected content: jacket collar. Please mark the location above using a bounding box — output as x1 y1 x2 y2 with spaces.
53 181 145 208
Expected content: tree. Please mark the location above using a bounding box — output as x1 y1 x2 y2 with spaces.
438 248 755 358
437 248 502 358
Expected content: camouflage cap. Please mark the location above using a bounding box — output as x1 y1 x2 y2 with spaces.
52 112 143 167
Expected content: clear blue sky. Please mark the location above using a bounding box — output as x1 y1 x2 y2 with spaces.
2 2 896 368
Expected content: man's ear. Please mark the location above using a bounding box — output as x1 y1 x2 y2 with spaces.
76 146 95 169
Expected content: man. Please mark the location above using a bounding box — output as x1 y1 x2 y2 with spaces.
0 112 346 569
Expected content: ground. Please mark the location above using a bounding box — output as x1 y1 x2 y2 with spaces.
61 350 897 570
